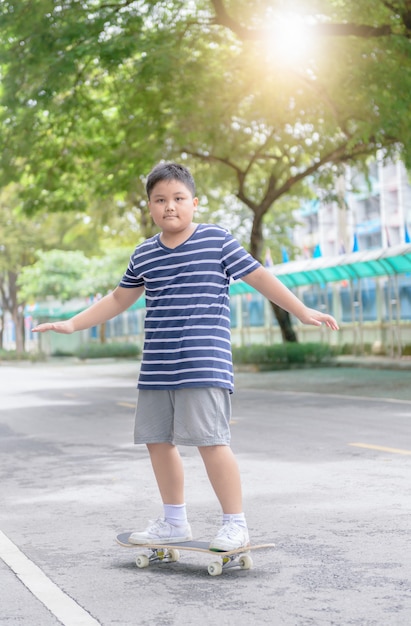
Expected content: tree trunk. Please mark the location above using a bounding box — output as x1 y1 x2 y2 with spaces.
139 202 158 239
250 212 265 263
0 309 4 350
270 302 298 342
12 306 25 353
99 321 106 344
6 271 26 353
0 273 4 349
249 211 298 342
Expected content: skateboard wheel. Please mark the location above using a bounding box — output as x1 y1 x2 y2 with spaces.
135 554 150 569
239 555 253 570
208 561 223 576
168 549 180 563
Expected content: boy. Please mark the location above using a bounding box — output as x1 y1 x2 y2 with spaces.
33 162 338 550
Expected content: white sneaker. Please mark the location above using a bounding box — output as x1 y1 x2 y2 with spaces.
209 520 250 552
128 518 192 545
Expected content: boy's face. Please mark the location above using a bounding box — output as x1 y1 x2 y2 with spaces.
148 179 198 237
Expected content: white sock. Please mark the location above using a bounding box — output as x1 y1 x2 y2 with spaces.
163 504 188 526
223 512 247 529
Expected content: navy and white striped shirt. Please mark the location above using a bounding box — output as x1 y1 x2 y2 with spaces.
120 224 260 392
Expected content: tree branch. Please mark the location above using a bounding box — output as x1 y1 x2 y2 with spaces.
275 138 397 200
98 0 137 11
183 146 276 214
209 0 258 40
243 128 276 179
182 149 243 178
209 0 408 40
182 149 250 209
313 23 393 38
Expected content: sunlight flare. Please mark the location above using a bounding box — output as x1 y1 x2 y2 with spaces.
265 15 314 65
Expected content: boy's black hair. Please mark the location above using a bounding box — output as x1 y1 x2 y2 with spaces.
146 162 196 199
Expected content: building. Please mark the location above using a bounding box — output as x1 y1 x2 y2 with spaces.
293 157 411 258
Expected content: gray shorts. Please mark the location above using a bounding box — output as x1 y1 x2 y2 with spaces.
134 387 232 446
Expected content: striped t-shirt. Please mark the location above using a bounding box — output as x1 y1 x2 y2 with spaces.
119 224 260 392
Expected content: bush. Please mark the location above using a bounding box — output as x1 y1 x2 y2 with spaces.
339 342 374 355
232 342 338 370
0 349 47 362
73 342 141 360
52 349 76 357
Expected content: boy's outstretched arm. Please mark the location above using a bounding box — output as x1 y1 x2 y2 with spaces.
32 286 145 334
242 266 339 329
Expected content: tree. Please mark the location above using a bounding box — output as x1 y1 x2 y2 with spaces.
17 250 91 303
133 0 411 338
0 184 139 352
18 247 131 343
1 1 411 341
0 192 63 352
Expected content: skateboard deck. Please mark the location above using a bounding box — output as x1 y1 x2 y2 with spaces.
116 532 275 576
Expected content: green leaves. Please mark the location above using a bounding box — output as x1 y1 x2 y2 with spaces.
17 247 131 303
17 249 91 303
1 0 410 246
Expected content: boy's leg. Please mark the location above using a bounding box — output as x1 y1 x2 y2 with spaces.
198 445 242 513
147 442 185 505
128 443 192 544
199 445 250 550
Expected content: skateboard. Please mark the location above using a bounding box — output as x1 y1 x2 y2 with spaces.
116 532 275 576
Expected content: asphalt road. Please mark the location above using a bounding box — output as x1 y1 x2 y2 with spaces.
1 360 411 625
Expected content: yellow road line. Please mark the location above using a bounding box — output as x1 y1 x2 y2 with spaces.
117 402 136 409
349 443 411 456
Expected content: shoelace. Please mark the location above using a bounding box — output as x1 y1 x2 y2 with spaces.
216 521 242 539
147 518 168 534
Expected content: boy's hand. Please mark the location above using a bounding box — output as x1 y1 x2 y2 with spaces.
32 320 75 334
298 307 339 330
